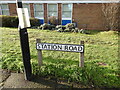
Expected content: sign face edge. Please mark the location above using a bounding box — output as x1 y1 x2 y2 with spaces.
36 43 84 53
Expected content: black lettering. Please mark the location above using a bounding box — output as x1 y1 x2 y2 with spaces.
37 44 41 49
41 44 44 49
69 46 73 51
51 45 57 50
54 45 57 50
47 45 51 49
65 46 68 50
58 45 62 50
72 46 77 51
44 44 48 49
78 46 82 51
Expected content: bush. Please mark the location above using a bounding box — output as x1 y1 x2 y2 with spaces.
39 23 56 30
48 16 58 25
65 23 75 29
0 15 18 27
30 17 41 27
0 15 40 28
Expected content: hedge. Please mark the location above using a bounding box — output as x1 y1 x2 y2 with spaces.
0 15 41 28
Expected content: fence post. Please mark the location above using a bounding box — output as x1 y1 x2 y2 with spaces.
36 39 42 66
79 41 84 67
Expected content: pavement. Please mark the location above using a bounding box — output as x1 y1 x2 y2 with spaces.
0 69 89 89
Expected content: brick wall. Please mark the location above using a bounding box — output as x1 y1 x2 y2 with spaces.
44 3 48 23
30 3 34 17
8 3 17 16
8 3 112 30
8 3 34 17
58 3 62 25
72 3 106 30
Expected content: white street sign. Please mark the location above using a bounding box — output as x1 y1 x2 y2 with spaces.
36 43 84 53
17 8 31 29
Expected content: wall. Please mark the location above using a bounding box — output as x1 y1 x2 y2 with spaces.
58 3 62 25
30 3 34 17
72 3 107 30
8 3 111 30
8 3 35 17
8 3 17 16
43 3 48 23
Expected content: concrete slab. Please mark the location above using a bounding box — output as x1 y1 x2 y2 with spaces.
3 73 71 89
0 69 10 83
0 69 90 89
3 73 51 88
0 69 11 90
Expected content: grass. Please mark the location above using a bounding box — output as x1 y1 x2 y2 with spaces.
1 27 120 88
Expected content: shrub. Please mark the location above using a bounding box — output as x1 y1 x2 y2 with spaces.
39 23 56 30
48 16 58 25
0 15 18 27
0 15 40 28
30 17 41 27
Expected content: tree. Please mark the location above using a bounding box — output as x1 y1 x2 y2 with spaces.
102 3 120 30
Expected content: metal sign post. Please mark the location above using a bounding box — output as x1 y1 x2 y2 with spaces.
16 0 32 80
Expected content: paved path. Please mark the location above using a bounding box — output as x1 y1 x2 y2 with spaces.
0 69 11 89
0 69 90 89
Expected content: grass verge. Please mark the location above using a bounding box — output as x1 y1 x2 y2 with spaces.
1 27 119 87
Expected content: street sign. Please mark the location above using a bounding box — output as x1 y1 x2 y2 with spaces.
17 8 30 29
16 0 32 81
36 43 84 53
36 39 85 67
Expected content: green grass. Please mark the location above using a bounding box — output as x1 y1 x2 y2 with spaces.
1 27 119 87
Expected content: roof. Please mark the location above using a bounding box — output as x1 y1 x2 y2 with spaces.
0 0 120 3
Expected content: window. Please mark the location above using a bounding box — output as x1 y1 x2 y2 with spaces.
62 4 72 19
0 4 9 15
34 4 44 18
23 4 30 17
48 4 57 17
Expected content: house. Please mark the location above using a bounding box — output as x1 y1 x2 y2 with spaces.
0 0 119 30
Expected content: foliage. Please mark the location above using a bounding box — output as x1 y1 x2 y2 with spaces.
39 23 55 30
102 3 120 30
48 16 58 25
0 15 40 28
38 23 90 34
55 23 90 34
1 27 119 87
30 17 41 27
0 15 18 27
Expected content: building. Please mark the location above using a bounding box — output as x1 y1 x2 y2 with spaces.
0 0 120 30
